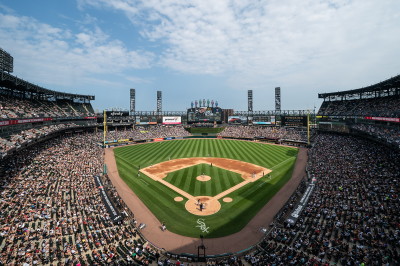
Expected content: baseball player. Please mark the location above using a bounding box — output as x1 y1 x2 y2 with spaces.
203 172 205 179
162 221 166 232
151 164 153 168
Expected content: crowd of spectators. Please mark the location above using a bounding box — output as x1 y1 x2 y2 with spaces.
217 126 312 142
101 126 192 142
248 133 400 265
351 124 400 144
0 134 158 266
0 95 95 119
318 96 400 118
0 123 85 154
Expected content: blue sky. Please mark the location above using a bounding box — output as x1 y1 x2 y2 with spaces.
0 0 399 112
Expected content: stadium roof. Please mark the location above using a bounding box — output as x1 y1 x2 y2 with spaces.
0 71 95 100
318 74 400 99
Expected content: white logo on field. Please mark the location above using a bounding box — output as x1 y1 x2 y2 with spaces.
196 219 209 233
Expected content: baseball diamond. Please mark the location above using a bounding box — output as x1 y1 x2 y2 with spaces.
111 139 299 239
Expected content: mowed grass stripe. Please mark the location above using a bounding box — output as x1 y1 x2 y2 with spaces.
115 139 299 238
116 158 186 206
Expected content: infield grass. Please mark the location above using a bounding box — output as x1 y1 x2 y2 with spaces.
163 164 243 197
114 139 299 238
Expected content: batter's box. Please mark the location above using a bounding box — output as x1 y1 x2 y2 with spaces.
141 157 271 216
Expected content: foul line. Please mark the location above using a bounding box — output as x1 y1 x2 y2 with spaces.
271 156 296 169
140 179 149 186
115 154 138 168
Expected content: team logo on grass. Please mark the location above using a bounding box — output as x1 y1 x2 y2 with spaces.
196 219 209 233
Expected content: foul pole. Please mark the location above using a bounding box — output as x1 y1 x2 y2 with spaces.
307 109 310 147
103 110 106 147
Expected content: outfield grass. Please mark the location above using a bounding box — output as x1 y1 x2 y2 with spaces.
186 127 225 134
114 139 298 238
163 164 243 197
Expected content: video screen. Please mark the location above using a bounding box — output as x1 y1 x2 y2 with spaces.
136 116 157 125
253 116 275 125
281 116 307 127
187 107 221 123
228 116 248 124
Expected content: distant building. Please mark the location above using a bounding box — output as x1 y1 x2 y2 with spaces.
222 109 233 123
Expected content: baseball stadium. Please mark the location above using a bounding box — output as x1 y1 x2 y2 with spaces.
1 1 400 266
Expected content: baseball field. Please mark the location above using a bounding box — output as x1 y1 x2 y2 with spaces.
113 139 298 238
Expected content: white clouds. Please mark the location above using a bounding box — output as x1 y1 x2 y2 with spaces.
77 0 400 92
0 12 154 87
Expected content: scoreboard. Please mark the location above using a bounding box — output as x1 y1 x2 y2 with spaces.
187 107 222 123
281 116 307 127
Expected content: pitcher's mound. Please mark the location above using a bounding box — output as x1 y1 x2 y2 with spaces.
185 196 220 216
196 175 211 182
223 197 232 202
174 197 183 202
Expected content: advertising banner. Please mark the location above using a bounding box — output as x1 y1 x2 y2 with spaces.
365 117 400 123
136 116 158 125
163 116 181 125
85 117 97 119
286 177 317 226
93 175 123 222
165 137 173 140
175 136 184 139
253 116 275 125
228 116 248 124
117 139 130 143
0 117 53 127
217 136 223 139
106 111 129 117
282 116 307 127
153 138 163 142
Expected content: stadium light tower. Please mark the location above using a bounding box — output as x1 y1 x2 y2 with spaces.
0 47 13 73
275 87 281 111
157 91 162 114
248 90 253 112
130 89 135 115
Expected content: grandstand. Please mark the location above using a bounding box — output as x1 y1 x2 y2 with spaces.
318 74 400 118
0 67 399 265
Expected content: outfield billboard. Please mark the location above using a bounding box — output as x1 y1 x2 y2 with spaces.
136 116 157 125
228 116 247 124
163 116 181 125
282 116 307 127
106 111 129 117
253 116 275 125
